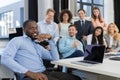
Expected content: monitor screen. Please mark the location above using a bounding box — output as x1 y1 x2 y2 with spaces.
84 45 105 63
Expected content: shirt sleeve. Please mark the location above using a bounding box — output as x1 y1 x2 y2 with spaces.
1 38 28 74
37 21 42 34
87 34 92 45
77 40 84 53
37 40 59 61
53 23 59 44
89 21 94 34
58 38 76 54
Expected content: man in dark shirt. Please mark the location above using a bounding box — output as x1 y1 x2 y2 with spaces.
74 9 94 49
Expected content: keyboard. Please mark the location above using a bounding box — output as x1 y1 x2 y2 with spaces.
78 60 99 64
109 57 120 61
71 60 100 66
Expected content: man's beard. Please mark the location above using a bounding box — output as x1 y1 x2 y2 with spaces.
27 33 38 40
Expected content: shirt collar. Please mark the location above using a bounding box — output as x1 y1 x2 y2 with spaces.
79 19 85 22
43 19 53 25
23 33 28 38
68 36 76 40
23 33 32 40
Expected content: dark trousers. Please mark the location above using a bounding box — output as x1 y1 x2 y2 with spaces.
66 50 84 58
16 71 81 80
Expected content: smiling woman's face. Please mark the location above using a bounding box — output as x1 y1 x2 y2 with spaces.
108 24 115 33
95 28 102 36
93 9 100 17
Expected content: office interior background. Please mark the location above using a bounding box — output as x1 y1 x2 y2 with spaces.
0 0 119 48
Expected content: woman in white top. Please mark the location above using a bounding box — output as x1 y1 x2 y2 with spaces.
58 9 73 38
104 23 120 52
87 26 107 47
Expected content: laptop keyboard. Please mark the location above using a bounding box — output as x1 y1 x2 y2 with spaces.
78 60 98 64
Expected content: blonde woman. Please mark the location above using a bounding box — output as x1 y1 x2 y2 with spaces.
104 23 120 52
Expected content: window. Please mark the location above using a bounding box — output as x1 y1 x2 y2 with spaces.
20 7 24 27
77 0 104 17
0 11 13 38
0 0 24 38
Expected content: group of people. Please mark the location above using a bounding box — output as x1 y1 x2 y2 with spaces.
58 7 120 59
1 9 81 80
1 7 120 80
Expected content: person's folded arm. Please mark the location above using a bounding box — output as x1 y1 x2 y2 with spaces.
37 40 59 61
58 38 75 54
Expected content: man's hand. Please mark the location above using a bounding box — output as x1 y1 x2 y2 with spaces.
44 45 50 51
37 34 46 42
82 36 87 41
45 34 52 40
108 48 117 52
25 71 48 80
72 41 79 48
37 34 52 42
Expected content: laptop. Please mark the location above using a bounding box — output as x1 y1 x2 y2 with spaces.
71 45 106 66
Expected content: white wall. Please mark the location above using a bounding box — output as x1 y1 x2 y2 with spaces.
38 0 53 21
0 0 24 47
24 0 28 21
104 0 114 25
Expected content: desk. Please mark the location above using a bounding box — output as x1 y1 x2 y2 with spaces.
0 48 14 79
51 57 120 79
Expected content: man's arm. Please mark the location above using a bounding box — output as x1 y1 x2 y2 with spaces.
74 21 83 40
77 41 84 53
89 21 94 34
1 38 28 74
58 38 76 54
53 23 59 44
37 40 59 61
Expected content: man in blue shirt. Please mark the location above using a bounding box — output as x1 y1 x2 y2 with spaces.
1 20 81 80
59 24 84 58
37 8 59 44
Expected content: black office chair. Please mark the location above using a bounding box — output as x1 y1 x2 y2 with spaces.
9 27 23 40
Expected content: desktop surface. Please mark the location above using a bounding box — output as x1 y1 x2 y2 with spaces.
51 57 120 78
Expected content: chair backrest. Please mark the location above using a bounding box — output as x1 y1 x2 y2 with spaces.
9 27 23 40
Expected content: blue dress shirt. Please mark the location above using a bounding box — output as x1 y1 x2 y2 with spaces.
58 36 84 58
1 34 59 74
37 20 59 44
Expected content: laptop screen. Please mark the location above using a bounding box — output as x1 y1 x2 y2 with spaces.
84 45 105 63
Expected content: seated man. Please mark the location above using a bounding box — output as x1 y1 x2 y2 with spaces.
1 20 81 80
59 24 84 58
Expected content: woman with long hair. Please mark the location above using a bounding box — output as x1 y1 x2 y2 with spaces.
87 26 107 47
91 7 107 32
104 23 120 52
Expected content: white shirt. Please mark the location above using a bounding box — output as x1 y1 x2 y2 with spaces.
109 35 114 48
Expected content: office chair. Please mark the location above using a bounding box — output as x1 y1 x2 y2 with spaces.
9 27 23 40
